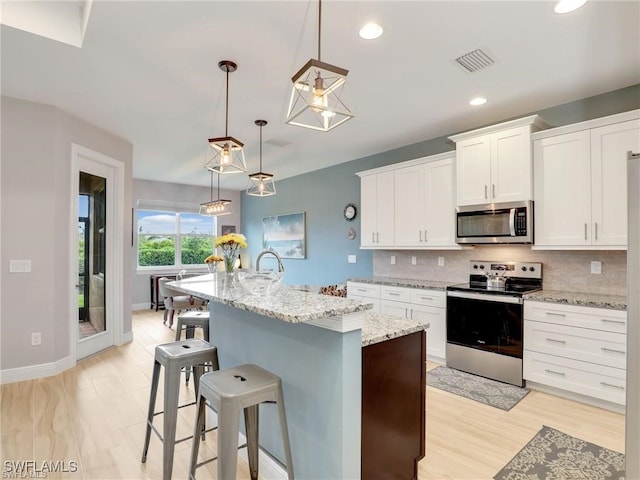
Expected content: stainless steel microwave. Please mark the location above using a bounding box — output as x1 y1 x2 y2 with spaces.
456 200 533 244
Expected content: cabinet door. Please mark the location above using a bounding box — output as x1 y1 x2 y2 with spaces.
533 131 592 246
491 126 533 203
360 174 378 247
376 171 396 247
395 164 426 246
410 304 446 361
591 119 640 246
381 299 410 319
456 134 491 206
424 159 456 246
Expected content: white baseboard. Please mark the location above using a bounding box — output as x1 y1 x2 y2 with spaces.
527 381 626 414
132 303 151 311
120 330 134 344
0 354 75 385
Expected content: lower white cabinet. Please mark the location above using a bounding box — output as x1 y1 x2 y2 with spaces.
379 285 447 362
347 282 381 313
524 301 627 405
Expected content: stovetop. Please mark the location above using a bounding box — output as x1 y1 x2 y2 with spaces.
446 260 543 297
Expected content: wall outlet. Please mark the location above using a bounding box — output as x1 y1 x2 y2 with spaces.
31 332 42 346
438 256 445 267
390 255 396 265
9 259 31 273
411 256 417 266
347 255 357 264
590 261 602 274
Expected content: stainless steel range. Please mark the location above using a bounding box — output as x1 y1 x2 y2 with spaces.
446 260 542 387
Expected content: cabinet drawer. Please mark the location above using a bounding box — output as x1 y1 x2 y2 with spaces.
381 286 411 303
410 289 445 308
524 301 627 334
524 351 626 405
347 282 381 299
524 321 626 369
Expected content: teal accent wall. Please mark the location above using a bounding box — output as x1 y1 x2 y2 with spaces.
241 85 640 286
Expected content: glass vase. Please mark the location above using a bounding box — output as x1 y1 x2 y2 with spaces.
223 255 235 273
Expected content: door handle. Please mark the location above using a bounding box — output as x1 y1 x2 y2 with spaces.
584 223 588 240
484 185 488 199
595 222 598 240
492 184 496 198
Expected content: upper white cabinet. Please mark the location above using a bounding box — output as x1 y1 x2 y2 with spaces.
449 115 549 206
533 110 640 249
360 170 395 247
357 152 460 250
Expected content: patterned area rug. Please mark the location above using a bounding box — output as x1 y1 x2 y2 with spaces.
494 426 625 479
426 366 529 411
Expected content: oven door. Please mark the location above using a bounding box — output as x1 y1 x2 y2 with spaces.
446 291 524 358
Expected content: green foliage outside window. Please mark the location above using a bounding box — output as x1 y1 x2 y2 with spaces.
181 236 214 265
138 235 176 266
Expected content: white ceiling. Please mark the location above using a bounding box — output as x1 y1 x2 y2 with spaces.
2 1 639 191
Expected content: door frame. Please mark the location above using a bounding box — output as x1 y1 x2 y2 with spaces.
69 143 124 361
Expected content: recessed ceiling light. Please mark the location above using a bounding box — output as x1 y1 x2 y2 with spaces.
469 97 487 106
554 0 588 14
359 23 383 40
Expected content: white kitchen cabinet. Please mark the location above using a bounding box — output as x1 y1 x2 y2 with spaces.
533 111 640 249
359 171 395 247
358 152 459 250
394 157 456 247
449 115 549 207
379 285 447 362
523 301 627 406
347 281 381 313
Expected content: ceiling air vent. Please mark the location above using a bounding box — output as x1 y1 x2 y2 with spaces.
454 49 496 73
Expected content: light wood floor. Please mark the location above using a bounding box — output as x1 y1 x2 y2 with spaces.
1 309 625 479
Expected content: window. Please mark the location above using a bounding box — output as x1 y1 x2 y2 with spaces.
137 209 215 269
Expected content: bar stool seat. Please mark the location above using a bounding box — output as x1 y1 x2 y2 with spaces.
141 339 220 480
189 364 294 480
175 311 211 385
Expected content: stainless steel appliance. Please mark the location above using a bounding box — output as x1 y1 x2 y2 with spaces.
456 200 533 244
446 260 542 387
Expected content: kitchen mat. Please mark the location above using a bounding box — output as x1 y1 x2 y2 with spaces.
494 425 625 479
426 366 529 411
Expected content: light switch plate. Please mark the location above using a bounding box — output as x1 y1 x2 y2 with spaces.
390 255 396 265
591 261 602 274
411 256 417 266
438 256 445 267
347 255 357 264
9 259 31 273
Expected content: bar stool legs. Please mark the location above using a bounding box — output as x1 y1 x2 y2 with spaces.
189 364 294 480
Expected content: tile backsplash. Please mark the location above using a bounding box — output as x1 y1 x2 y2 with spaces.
373 246 627 296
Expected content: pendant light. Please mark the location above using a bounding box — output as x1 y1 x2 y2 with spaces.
247 120 276 197
285 0 354 132
200 170 232 216
205 60 246 174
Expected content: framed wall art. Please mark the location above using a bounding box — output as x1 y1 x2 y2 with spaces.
262 212 306 259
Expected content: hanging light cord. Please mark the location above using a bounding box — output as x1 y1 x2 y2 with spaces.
224 68 229 137
317 0 322 61
259 123 263 171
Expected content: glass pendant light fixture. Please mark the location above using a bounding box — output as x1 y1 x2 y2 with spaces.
205 60 246 174
285 0 354 132
247 120 276 197
200 170 232 216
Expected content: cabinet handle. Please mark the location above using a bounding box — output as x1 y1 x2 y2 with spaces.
419 231 423 242
584 223 588 240
388 292 400 296
372 233 375 243
409 309 414 320
601 318 625 325
484 185 488 199
356 288 368 293
545 369 566 376
546 338 566 344
492 184 496 198
595 222 599 240
405 308 409 318
546 312 566 318
424 230 428 242
376 232 379 243
601 347 625 354
600 381 624 390
420 296 435 301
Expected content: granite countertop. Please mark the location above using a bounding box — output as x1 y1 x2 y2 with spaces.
348 276 456 291
169 273 372 323
524 290 627 311
362 312 429 346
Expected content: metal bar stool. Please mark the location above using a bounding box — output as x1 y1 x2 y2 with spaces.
189 364 294 480
175 311 211 385
141 339 220 480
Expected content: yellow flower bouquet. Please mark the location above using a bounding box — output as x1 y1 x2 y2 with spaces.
213 233 248 273
204 254 223 273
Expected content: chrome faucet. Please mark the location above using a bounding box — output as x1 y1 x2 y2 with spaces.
256 249 285 272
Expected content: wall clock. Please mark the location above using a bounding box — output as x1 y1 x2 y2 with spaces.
343 203 357 221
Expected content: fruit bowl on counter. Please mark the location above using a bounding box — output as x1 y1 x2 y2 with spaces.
237 270 284 296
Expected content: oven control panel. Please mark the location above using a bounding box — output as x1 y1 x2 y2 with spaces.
469 261 542 279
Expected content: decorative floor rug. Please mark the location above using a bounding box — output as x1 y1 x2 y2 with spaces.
426 366 529 411
494 426 625 479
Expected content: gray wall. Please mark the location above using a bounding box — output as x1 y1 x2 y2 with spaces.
0 96 133 372
241 84 640 290
131 178 242 308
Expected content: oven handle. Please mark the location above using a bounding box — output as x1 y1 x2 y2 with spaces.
447 290 523 304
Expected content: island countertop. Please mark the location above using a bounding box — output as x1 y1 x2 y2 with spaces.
169 273 373 324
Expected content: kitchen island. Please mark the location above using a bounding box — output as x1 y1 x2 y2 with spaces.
170 273 428 480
